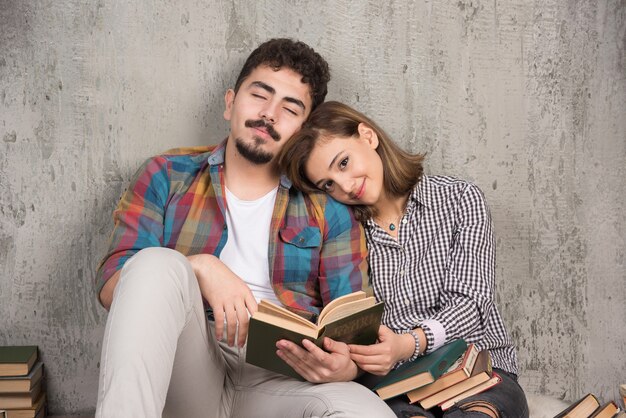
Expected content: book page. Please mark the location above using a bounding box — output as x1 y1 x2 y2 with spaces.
317 291 366 325
257 300 317 330
252 311 319 339
318 296 376 327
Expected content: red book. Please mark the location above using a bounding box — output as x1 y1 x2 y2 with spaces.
439 372 502 411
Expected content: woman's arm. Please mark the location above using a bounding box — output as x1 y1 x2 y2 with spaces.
419 183 496 352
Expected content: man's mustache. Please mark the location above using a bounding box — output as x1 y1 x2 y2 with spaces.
245 119 281 141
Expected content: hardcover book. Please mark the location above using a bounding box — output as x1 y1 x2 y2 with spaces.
555 393 601 418
418 350 492 409
0 379 43 409
246 291 384 379
589 401 620 418
1 392 46 418
406 343 479 403
439 372 502 411
0 362 44 393
372 339 467 401
0 347 38 377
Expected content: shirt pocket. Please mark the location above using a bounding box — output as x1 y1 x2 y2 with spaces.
278 226 322 287
279 226 321 248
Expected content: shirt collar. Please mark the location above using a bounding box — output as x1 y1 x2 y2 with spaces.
410 175 441 209
206 138 292 189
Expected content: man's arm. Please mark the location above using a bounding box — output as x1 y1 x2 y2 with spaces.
188 253 257 347
95 156 169 307
99 244 258 348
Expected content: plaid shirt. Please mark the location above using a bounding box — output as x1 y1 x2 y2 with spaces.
365 176 518 375
96 141 369 319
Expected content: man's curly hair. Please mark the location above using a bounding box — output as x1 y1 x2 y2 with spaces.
234 38 330 111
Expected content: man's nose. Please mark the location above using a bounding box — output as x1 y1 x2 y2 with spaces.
260 101 278 124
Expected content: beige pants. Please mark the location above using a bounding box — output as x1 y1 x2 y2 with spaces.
96 247 395 418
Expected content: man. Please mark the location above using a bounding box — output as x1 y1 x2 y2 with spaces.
95 38 394 417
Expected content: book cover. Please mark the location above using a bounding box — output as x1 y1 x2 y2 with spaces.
373 339 467 401
555 393 601 418
0 379 43 409
2 391 46 418
589 401 619 418
0 362 44 393
406 343 479 403
0 347 38 377
440 372 502 411
419 350 492 409
246 292 384 379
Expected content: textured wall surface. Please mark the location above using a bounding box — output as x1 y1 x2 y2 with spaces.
1 0 624 414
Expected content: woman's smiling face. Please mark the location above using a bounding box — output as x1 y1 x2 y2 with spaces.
304 123 384 207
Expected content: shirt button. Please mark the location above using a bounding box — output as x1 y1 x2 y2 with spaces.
400 269 405 276
299 237 305 243
223 224 227 230
402 218 408 224
404 298 411 306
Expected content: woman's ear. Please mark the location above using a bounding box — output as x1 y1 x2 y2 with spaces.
357 123 379 149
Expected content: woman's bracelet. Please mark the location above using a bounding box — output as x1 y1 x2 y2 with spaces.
404 329 421 362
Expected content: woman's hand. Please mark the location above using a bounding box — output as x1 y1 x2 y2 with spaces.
348 325 415 375
276 337 359 383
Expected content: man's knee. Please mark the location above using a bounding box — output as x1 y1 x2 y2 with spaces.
314 382 395 417
121 247 197 296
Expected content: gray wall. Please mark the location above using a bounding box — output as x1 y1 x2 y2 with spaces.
1 0 624 414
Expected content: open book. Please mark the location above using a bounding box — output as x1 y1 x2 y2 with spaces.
246 291 384 379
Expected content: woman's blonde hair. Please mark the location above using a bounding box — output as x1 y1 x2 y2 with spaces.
278 101 425 221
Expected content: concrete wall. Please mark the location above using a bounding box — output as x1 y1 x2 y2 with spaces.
1 0 624 414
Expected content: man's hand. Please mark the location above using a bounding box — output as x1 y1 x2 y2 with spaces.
187 253 257 347
276 337 358 383
348 325 415 376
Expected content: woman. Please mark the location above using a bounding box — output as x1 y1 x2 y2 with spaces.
278 101 528 418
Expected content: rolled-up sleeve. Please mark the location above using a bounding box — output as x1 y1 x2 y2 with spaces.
95 156 170 297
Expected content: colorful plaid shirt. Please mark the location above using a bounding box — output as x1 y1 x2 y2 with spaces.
95 141 369 319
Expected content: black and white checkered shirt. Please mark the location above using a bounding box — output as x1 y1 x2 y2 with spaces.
364 175 518 375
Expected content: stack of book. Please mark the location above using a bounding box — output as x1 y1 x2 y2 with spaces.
372 339 502 411
555 393 624 418
0 346 46 418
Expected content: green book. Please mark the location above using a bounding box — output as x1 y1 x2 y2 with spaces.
373 339 467 400
0 346 38 377
246 291 384 380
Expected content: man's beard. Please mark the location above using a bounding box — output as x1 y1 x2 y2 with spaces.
235 137 274 165
234 119 282 165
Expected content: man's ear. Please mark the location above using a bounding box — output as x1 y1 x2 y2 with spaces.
223 89 235 121
357 123 379 149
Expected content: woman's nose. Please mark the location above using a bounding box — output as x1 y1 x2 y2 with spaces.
338 178 355 195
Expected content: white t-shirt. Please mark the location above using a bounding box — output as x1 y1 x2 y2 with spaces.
219 186 281 305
